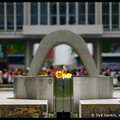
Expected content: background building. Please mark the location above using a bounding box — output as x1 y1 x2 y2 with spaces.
0 2 120 73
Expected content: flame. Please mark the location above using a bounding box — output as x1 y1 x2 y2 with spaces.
55 66 72 79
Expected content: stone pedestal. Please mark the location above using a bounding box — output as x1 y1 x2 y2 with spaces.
73 76 113 113
14 76 54 113
13 76 113 114
0 99 48 118
79 99 120 118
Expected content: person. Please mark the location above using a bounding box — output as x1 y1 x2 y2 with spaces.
11 71 15 83
117 72 120 82
76 69 81 76
25 69 29 76
18 71 22 76
79 68 86 76
76 68 86 76
113 75 118 85
48 71 55 76
14 68 18 75
39 70 43 76
0 70 3 84
41 70 48 76
7 70 12 84
22 70 27 76
73 69 77 76
49 65 54 73
103 68 111 76
2 70 8 84
110 68 116 76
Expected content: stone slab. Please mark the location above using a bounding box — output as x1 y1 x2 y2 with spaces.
79 99 120 118
0 98 48 118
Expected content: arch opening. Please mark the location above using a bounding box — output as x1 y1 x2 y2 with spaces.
39 44 88 77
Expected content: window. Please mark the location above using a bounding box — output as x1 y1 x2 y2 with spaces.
88 2 95 24
16 2 23 29
0 2 4 29
40 2 47 25
78 2 85 24
31 2 38 25
50 2 57 25
7 2 14 29
102 2 109 29
59 2 66 25
69 2 76 24
112 2 119 29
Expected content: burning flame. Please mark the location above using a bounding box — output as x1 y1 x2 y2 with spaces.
55 66 72 79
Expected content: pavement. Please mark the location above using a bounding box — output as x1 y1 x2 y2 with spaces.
0 87 120 99
0 87 120 119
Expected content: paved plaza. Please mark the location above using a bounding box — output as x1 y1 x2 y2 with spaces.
0 87 120 118
113 88 120 99
0 87 120 101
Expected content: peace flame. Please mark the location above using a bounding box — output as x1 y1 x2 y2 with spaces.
55 67 72 79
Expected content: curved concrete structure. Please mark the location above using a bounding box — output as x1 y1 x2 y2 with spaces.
28 30 98 76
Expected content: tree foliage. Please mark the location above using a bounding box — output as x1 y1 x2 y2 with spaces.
102 43 120 53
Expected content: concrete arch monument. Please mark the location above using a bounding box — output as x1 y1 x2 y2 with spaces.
28 30 98 76
14 30 113 117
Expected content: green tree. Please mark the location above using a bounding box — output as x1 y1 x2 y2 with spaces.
102 43 120 53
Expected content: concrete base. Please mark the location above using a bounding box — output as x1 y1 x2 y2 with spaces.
73 76 113 113
79 99 120 118
14 76 54 113
14 76 113 114
0 98 48 118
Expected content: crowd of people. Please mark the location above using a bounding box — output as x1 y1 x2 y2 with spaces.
39 65 86 77
0 68 29 84
102 65 120 85
0 65 86 84
102 64 120 76
0 64 120 85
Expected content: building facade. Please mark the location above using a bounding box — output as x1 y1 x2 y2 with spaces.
0 2 120 73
